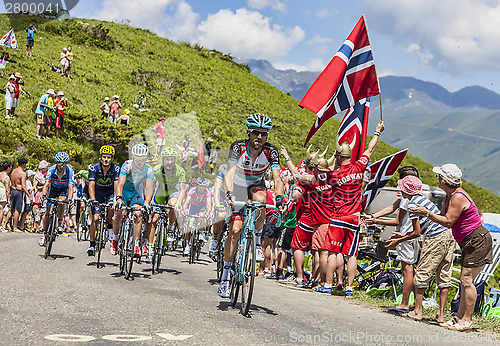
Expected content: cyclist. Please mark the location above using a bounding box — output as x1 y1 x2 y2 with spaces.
149 147 186 246
38 152 75 246
87 145 121 256
218 113 284 298
115 144 154 258
182 177 213 255
209 163 227 261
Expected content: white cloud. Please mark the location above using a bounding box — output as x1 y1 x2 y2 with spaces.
247 0 288 13
315 8 338 19
362 0 500 71
274 58 325 72
196 9 305 60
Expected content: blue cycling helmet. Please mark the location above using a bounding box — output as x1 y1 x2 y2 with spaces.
54 151 70 163
246 113 273 130
131 143 149 157
196 177 210 186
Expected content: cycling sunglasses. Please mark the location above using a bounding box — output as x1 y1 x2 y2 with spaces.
248 129 269 137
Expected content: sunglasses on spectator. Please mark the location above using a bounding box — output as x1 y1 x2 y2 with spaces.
248 129 268 137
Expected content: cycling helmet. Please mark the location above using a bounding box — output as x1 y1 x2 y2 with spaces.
54 151 70 163
246 113 273 130
161 147 177 158
100 145 115 156
146 153 157 165
131 143 149 157
196 177 210 186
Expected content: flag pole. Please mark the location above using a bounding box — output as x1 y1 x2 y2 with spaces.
363 14 382 120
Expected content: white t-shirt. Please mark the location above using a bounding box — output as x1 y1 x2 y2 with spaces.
25 179 33 205
395 197 413 234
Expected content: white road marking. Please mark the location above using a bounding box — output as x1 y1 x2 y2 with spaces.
45 334 96 342
101 335 152 342
157 333 193 341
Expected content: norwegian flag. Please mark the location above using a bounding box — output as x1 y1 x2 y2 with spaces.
0 29 18 50
337 97 370 164
360 149 408 210
300 16 379 145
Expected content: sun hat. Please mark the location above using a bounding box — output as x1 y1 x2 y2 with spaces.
63 47 67 51
207 138 213 142
38 160 49 169
104 97 110 101
124 109 130 114
14 72 21 78
160 117 165 121
9 75 15 79
57 91 64 96
112 95 119 99
47 89 55 94
432 164 462 184
397 175 422 195
26 170 35 178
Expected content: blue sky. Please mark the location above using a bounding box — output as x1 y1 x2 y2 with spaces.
5 0 500 93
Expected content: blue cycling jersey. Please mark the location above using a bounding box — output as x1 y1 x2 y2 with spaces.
89 162 120 192
120 160 154 193
45 164 75 189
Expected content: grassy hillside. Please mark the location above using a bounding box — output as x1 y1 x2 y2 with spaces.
1 13 499 212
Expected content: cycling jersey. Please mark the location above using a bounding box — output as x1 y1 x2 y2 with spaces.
153 164 186 194
120 160 154 193
89 162 120 192
228 139 279 187
186 187 212 215
45 164 75 189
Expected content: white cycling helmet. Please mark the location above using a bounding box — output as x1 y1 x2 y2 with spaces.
131 143 149 157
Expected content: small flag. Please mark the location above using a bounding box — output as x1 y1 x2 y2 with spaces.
300 16 379 145
0 29 18 49
360 149 408 210
197 140 205 169
337 98 370 164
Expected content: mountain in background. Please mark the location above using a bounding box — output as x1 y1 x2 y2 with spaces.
241 59 500 195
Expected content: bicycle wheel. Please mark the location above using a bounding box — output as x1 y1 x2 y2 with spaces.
77 208 84 242
189 230 197 264
229 265 239 307
44 213 57 259
217 226 227 282
118 222 126 275
96 217 105 268
241 232 256 316
152 219 164 274
124 218 135 280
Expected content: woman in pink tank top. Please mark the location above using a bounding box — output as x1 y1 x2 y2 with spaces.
410 164 492 332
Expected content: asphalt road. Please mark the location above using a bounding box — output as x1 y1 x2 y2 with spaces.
1 232 498 345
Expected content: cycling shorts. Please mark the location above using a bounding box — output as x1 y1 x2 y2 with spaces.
229 179 266 223
91 191 115 215
46 186 68 207
188 205 207 216
122 189 144 207
153 190 179 206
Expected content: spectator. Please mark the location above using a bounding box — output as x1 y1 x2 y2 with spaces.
204 138 213 172
181 134 191 169
4 74 15 119
7 158 32 233
35 89 54 140
109 95 121 124
45 91 56 138
118 108 130 126
410 164 493 331
65 46 73 77
154 117 166 154
11 72 22 117
60 47 67 76
209 146 220 175
0 161 12 232
34 160 48 188
54 91 67 138
25 24 36 57
100 97 110 119
19 170 35 231
32 184 44 233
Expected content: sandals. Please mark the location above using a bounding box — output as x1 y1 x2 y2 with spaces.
448 321 473 332
439 316 459 328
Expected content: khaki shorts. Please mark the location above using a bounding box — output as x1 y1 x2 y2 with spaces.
459 225 493 268
156 138 165 146
36 113 45 125
415 229 455 288
311 223 329 251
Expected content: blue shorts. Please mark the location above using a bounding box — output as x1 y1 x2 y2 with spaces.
91 191 115 215
47 186 68 207
10 189 25 212
189 204 207 215
123 188 144 207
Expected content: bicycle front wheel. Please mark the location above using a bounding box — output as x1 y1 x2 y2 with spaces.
241 232 256 316
124 218 135 280
44 214 57 259
152 219 165 274
189 230 197 264
96 217 105 268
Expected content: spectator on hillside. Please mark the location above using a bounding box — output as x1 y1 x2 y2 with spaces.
54 91 67 138
119 108 130 126
45 91 56 138
25 24 36 57
11 72 22 117
109 95 121 124
154 117 166 154
4 74 15 119
209 146 220 175
35 89 55 140
100 97 110 119
60 47 68 76
32 184 44 233
0 161 12 232
65 46 73 77
203 138 213 172
7 158 32 233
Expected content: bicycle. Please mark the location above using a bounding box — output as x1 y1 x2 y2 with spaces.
216 221 229 283
134 91 151 109
185 214 208 264
151 204 173 274
76 198 91 242
116 203 143 280
42 198 70 259
229 201 281 316
95 202 112 268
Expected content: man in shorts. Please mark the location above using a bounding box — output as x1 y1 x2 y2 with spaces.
154 117 166 155
35 89 54 140
26 24 36 57
9 158 32 233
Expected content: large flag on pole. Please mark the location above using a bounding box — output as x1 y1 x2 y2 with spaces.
197 140 205 169
337 97 370 163
360 149 408 210
300 15 379 145
0 29 18 50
